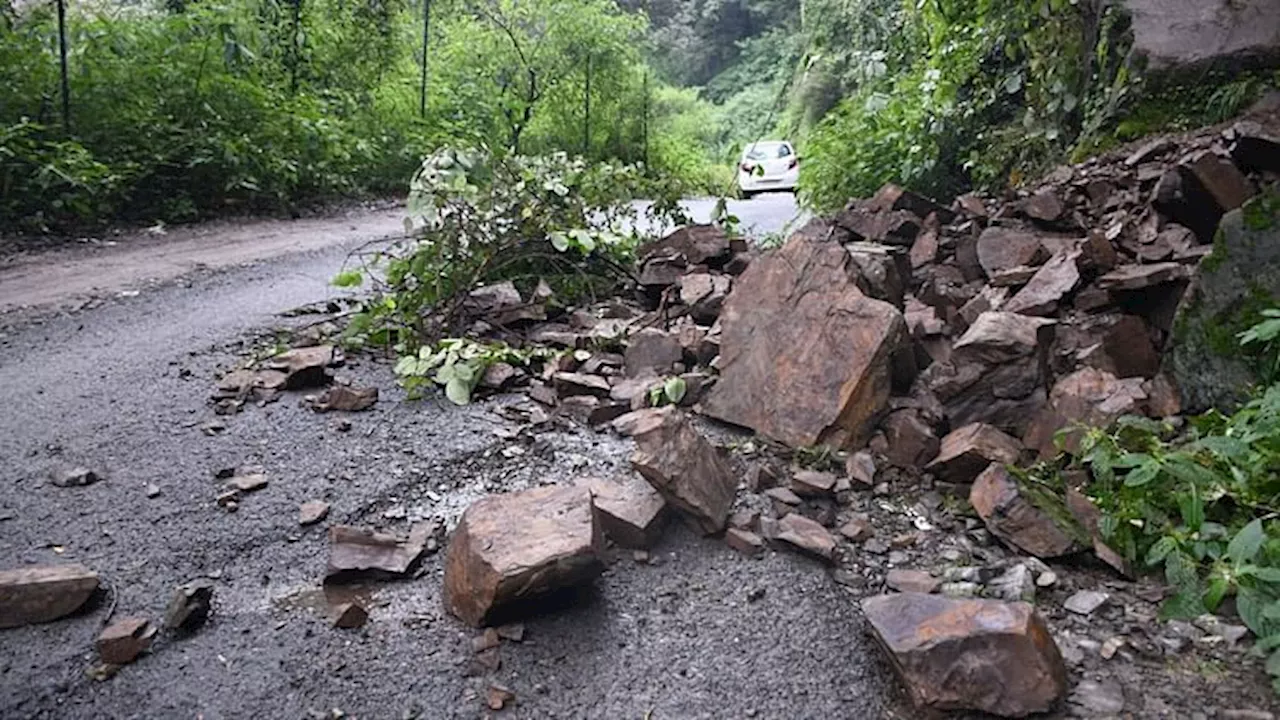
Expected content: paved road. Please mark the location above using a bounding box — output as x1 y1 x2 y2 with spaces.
0 195 905 719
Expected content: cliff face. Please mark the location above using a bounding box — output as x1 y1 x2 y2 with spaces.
1124 0 1280 72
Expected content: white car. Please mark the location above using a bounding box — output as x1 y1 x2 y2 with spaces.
737 140 799 199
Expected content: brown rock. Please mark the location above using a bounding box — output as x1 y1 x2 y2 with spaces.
774 513 836 562
926 423 1024 484
1003 251 1081 316
227 473 267 493
679 273 732 324
881 409 940 469
840 515 875 542
701 236 907 449
976 227 1048 278
845 451 876 487
988 266 1039 288
1144 373 1182 417
164 578 215 631
481 362 518 390
96 617 155 664
640 225 731 267
791 470 838 497
0 565 99 628
1023 190 1064 223
1096 262 1189 291
552 372 611 398
1055 313 1160 380
836 207 922 246
956 193 988 218
910 226 939 269
953 312 1055 365
870 183 957 224
1024 367 1148 456
298 500 330 526
862 593 1068 717
958 285 1008 327
579 476 668 549
326 524 433 581
725 528 765 558
886 569 941 594
1187 152 1256 214
847 242 910 308
443 486 603 627
970 464 1081 559
624 328 683 377
310 385 378 412
467 281 545 325
332 602 368 629
486 685 516 711
266 345 336 389
638 256 686 287
630 408 738 534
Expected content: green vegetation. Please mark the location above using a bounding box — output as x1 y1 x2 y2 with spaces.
1025 314 1280 692
1 0 712 232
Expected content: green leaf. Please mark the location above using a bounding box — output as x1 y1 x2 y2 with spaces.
1203 575 1230 611
1124 459 1162 487
549 232 570 252
444 377 471 406
1159 588 1206 620
1229 519 1266 565
1178 483 1204 531
663 376 687 405
1257 631 1280 649
1267 648 1280 677
1145 535 1178 566
1243 566 1280 583
1238 585 1268 636
333 269 363 287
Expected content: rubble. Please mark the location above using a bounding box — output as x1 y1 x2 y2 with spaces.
326 524 433 582
97 617 156 664
773 513 836 562
332 602 369 629
0 564 99 628
308 385 378 412
48 465 103 488
265 344 337 389
629 408 738 534
885 569 940 594
725 528 765 557
970 464 1083 559
926 423 1024 484
579 475 668 549
862 593 1068 717
443 485 603 627
165 578 215 632
298 500 330 526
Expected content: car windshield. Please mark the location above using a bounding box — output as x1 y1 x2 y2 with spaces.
745 142 791 160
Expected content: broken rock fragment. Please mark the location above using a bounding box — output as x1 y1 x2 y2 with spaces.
623 328 683 378
970 464 1082 559
266 345 336 389
629 408 737 534
165 578 215 632
773 513 836 563
579 475 667 549
298 500 330 526
701 235 906 449
862 593 1067 717
309 385 378 412
926 423 1024 484
332 601 369 629
48 466 102 488
97 617 156 665
725 528 765 558
443 485 603 627
0 564 99 629
976 227 1048 278
326 524 433 582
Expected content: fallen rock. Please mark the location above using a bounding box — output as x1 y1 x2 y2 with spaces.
309 385 378 412
227 473 268 493
880 408 940 469
640 224 731 267
332 601 369 629
989 564 1036 603
299 500 330 526
1169 199 1280 412
96 617 156 664
552 372 611 398
326 524 432 582
1023 367 1148 456
466 281 545 325
630 408 738 534
266 345 336 389
840 515 875 542
0 565 99 629
790 470 837 498
1064 590 1110 616
165 578 215 632
486 684 516 711
623 328 683 377
846 451 877 487
579 476 668 549
443 486 603 627
679 273 732 324
48 466 102 488
886 569 940 594
926 423 1024 484
1003 250 1081 316
725 528 765 558
774 513 836 562
861 593 1068 717
701 235 907 448
1096 262 1188 291
976 227 1048 277
970 464 1082 559
1023 190 1064 223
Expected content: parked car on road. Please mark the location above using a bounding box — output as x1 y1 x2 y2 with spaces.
737 140 799 199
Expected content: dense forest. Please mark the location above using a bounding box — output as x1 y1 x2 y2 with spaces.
1 0 1275 230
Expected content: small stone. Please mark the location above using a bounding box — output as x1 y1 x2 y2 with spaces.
940 581 981 598
1100 635 1125 659
145 483 162 498
496 623 525 642
845 451 876 486
725 528 765 558
472 627 501 652
227 473 268 493
790 470 837 497
989 564 1036 603
864 538 890 555
96 617 155 665
1035 570 1058 587
486 685 515 711
885 569 940 594
299 500 331 526
327 523 433 582
970 464 1081 559
310 385 378 412
629 408 738 534
332 602 368 629
49 466 102 488
773 513 836 562
165 578 215 632
839 515 874 542
1063 590 1109 616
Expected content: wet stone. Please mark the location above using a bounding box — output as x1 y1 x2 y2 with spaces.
0 564 100 629
96 617 156 665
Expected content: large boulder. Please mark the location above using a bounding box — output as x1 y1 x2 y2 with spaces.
1124 0 1280 73
1168 197 1280 412
862 593 1068 717
630 408 738 534
701 236 907 449
443 486 604 627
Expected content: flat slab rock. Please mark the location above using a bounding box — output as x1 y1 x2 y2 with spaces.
701 235 906 449
630 408 738 534
970 463 1082 559
926 422 1024 484
0 564 99 629
443 485 604 627
862 593 1068 717
326 524 433 581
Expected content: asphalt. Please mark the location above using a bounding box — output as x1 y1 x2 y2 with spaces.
0 193 909 719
